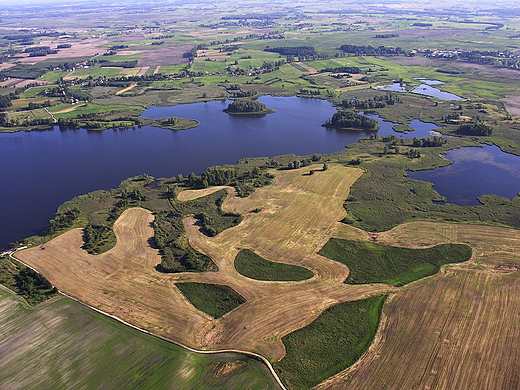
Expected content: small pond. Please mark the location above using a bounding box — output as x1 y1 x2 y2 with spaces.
413 78 444 85
380 83 407 92
407 145 520 206
411 84 463 101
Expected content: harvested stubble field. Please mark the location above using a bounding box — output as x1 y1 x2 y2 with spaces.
16 164 395 362
317 221 520 390
15 167 520 389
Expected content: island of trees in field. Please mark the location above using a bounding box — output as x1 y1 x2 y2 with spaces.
224 99 275 115
324 111 379 131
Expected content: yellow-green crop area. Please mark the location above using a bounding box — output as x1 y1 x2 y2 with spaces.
0 288 281 390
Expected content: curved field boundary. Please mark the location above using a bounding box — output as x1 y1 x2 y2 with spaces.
57 290 287 390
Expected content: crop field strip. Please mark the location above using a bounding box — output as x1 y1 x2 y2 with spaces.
16 164 396 362
0 288 281 390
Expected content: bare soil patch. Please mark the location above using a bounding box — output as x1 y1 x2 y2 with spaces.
137 45 194 67
502 93 520 116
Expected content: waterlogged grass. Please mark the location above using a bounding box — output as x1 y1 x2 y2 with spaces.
234 249 314 281
318 239 472 286
176 282 246 318
274 296 386 390
0 289 280 390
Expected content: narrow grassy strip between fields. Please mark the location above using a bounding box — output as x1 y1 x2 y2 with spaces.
274 295 386 390
175 282 246 318
318 239 472 286
234 249 314 281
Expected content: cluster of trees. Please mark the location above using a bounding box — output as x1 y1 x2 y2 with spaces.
375 34 399 38
0 94 13 109
46 208 80 235
264 46 317 57
225 99 269 113
325 111 379 131
56 43 71 49
24 46 58 57
340 94 401 109
319 66 361 74
340 44 407 56
15 268 57 302
407 149 422 158
299 88 322 95
229 89 257 98
458 122 493 136
83 224 114 254
200 166 237 187
412 136 447 147
27 100 52 110
42 86 90 102
286 154 323 169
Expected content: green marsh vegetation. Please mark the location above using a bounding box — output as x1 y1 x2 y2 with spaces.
319 239 472 286
274 296 386 390
175 282 246 318
234 249 314 281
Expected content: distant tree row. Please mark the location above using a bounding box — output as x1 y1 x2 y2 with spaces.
412 136 447 147
319 66 361 74
340 44 407 56
264 46 317 57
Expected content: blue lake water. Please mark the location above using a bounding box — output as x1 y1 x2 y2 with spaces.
411 84 463 100
0 96 361 248
413 78 444 85
407 145 520 206
0 95 517 249
380 83 407 92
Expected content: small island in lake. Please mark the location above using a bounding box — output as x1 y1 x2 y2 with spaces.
150 116 200 131
324 111 379 131
224 99 275 115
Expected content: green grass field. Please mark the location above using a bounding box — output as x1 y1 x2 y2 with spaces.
274 296 386 390
175 283 246 318
234 249 314 281
0 288 280 390
318 239 472 286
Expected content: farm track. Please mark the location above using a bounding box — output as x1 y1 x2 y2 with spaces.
14 168 520 389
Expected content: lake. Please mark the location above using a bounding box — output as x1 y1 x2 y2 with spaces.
0 96 366 249
407 145 520 206
1 95 517 249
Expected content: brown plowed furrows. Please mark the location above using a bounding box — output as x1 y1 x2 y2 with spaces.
18 165 398 360
317 221 520 390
